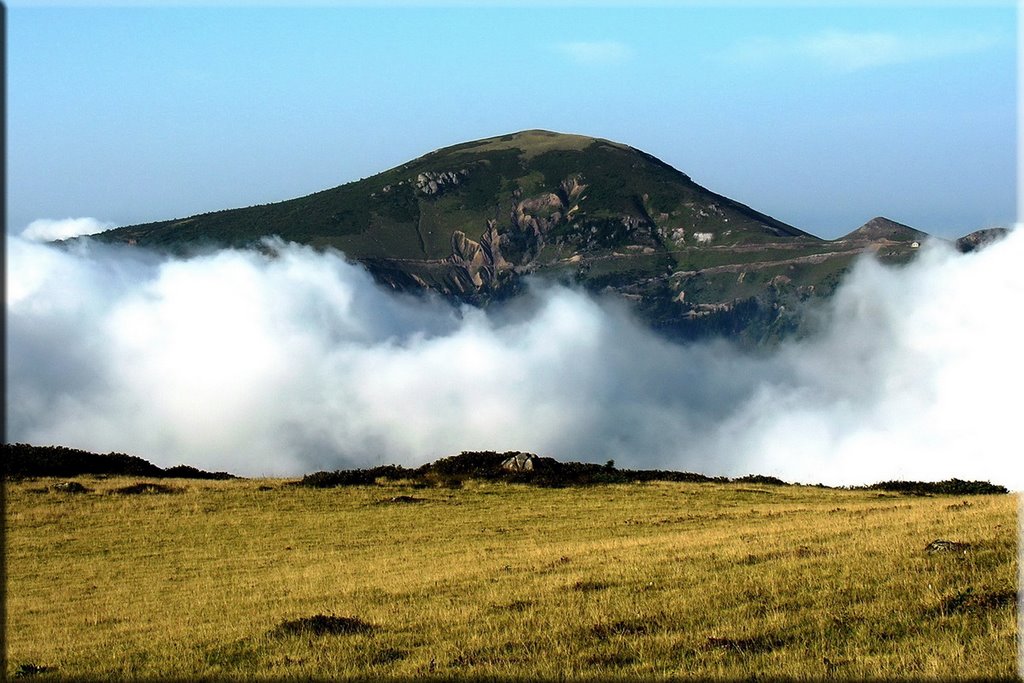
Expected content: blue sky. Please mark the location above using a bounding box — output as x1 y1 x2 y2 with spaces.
6 2 1018 239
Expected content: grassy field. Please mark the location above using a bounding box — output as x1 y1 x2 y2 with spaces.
5 476 1019 680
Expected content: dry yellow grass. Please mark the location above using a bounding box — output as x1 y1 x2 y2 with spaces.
5 476 1019 680
451 129 616 160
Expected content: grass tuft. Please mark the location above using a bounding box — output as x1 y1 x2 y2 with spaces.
570 580 610 592
12 663 57 678
271 614 375 637
925 539 972 553
590 620 652 639
940 588 1018 615
704 633 789 654
53 481 90 493
381 495 424 504
110 482 182 495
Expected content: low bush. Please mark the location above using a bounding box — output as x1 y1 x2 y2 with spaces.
732 474 789 486
297 465 414 488
162 465 236 480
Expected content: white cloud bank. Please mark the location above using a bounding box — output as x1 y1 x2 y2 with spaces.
6 228 1022 488
19 217 114 242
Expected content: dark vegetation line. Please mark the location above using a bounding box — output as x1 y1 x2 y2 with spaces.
2 444 1008 495
2 444 235 481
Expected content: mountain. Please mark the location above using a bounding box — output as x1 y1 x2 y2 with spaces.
955 227 1009 253
92 129 928 344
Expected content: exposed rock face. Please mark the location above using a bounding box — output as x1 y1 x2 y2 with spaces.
506 192 562 264
558 175 587 208
450 229 482 267
513 193 564 236
447 220 511 291
444 177 589 295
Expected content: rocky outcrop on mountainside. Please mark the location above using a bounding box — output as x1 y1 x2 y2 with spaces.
414 169 470 197
446 220 512 292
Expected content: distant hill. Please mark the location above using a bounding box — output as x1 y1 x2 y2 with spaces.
955 227 1009 253
839 216 929 243
89 129 947 344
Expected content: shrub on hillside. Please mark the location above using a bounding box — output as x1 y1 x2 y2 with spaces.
732 474 790 486
865 479 1007 496
630 470 726 484
298 465 413 488
3 443 238 480
3 443 164 479
422 451 516 479
162 465 236 480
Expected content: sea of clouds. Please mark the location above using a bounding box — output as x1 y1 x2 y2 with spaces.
6 219 1021 488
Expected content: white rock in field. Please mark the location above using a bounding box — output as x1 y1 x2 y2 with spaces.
501 453 536 472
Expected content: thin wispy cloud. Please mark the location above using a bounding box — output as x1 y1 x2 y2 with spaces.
802 29 1000 72
726 28 1001 73
555 40 632 65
